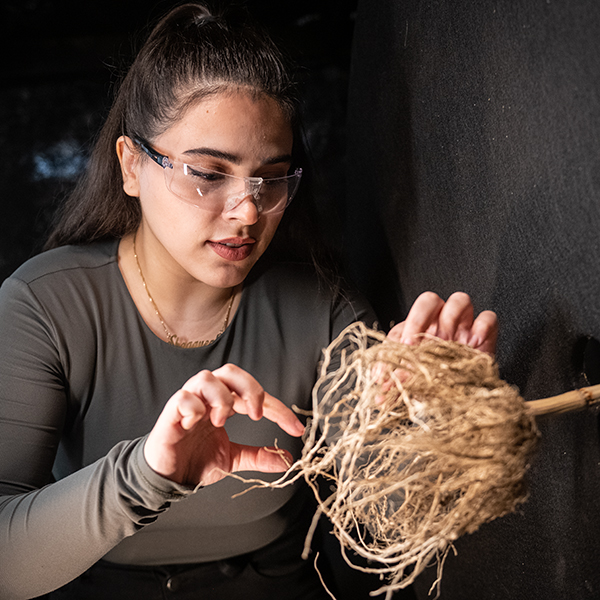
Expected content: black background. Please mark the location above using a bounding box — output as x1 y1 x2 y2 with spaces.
5 0 600 598
0 0 357 282
347 1 600 599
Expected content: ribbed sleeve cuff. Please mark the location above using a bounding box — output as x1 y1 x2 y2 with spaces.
133 436 198 501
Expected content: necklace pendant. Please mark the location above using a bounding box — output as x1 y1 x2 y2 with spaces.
169 335 211 349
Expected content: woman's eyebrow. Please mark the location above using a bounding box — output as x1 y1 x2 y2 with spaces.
182 147 292 165
265 153 293 165
182 148 239 162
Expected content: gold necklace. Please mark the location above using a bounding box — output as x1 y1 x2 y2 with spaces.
133 233 234 348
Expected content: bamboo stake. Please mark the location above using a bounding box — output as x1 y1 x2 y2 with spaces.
526 384 600 416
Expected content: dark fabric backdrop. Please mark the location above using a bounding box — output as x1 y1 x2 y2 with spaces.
346 1 600 599
0 0 356 282
8 0 600 597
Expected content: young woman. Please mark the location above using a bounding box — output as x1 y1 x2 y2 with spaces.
0 4 497 599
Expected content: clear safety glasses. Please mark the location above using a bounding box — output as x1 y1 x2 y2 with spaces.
136 140 302 214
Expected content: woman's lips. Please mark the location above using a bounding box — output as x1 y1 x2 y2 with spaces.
208 238 255 261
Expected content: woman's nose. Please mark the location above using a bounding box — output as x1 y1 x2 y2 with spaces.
223 193 260 224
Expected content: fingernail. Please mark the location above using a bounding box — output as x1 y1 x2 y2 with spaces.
469 335 481 348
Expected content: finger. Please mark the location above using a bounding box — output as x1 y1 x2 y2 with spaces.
437 292 474 342
389 319 436 344
262 394 305 437
154 389 208 439
185 365 304 436
468 310 499 355
375 367 410 404
371 361 391 404
387 321 405 342
213 364 304 436
175 389 209 431
144 390 208 478
371 361 389 384
398 292 445 345
229 442 293 474
211 364 265 421
182 370 235 427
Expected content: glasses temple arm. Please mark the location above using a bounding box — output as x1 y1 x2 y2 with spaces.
135 139 172 169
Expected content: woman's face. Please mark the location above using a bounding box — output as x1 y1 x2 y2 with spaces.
120 91 294 290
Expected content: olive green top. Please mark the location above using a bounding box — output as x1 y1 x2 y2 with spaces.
0 240 373 599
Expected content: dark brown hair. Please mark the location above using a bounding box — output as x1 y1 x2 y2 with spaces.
45 3 299 249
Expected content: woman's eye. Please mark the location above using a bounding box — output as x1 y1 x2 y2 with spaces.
186 166 224 182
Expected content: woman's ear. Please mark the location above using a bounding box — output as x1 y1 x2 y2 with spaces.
116 136 141 197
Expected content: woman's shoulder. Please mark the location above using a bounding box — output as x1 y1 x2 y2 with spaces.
0 240 127 362
246 259 376 329
246 260 337 305
8 240 119 287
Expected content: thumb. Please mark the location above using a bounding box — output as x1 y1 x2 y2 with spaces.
229 443 293 474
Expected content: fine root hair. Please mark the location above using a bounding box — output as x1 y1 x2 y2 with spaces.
229 322 539 598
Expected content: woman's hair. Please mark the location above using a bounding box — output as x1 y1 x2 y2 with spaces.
44 2 300 249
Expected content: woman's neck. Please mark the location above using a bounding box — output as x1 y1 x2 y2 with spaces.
118 231 240 346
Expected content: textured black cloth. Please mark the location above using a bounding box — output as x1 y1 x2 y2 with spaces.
346 1 600 598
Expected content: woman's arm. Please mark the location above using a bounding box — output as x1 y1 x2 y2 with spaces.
0 277 303 599
0 277 193 599
0 437 188 599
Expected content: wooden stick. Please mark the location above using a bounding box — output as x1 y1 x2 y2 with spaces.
526 384 600 416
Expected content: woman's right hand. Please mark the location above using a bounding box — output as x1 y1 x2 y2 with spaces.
143 364 305 486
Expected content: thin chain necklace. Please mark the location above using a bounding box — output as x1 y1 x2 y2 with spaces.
133 232 234 348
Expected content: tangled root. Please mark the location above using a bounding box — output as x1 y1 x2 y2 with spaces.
233 322 539 598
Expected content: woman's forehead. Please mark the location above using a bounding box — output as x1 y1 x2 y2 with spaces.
158 90 294 158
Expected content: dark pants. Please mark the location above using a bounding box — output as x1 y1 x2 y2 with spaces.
46 523 334 600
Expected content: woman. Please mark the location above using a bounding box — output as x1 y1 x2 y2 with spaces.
0 4 497 599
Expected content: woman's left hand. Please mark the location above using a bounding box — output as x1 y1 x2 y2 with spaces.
387 291 498 355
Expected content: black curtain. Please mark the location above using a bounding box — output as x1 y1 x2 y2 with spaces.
346 1 600 599
0 0 357 283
